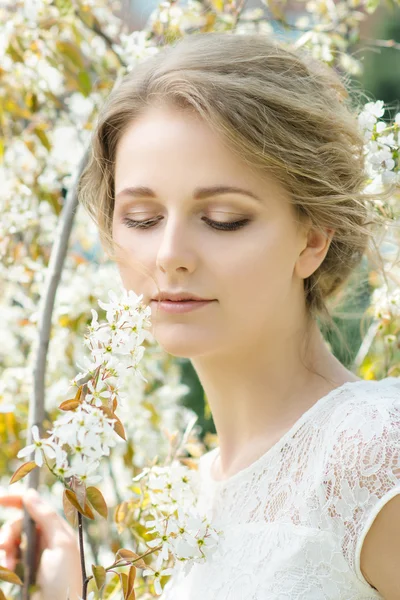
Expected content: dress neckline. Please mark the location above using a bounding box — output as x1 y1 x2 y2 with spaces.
202 377 398 488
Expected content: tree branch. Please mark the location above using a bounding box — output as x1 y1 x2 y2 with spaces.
21 148 90 600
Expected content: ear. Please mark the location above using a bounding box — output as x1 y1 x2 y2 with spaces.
295 226 335 280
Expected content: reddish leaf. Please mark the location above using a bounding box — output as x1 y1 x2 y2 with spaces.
116 549 148 570
71 476 87 510
59 399 80 411
65 490 94 520
127 565 136 599
87 486 108 519
62 489 78 528
100 406 113 419
0 565 23 585
120 572 128 598
10 461 37 485
99 406 126 440
112 414 126 441
59 386 82 411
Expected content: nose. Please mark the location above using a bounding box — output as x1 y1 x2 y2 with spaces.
156 216 197 275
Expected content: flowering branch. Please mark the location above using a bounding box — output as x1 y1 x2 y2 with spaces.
11 289 223 597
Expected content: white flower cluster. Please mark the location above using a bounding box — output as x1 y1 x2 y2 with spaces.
79 288 152 381
114 30 159 72
294 0 377 76
133 462 223 593
358 101 400 186
17 404 116 485
371 284 400 322
17 289 152 484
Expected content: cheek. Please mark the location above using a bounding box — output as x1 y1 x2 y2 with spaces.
223 231 295 307
112 226 154 291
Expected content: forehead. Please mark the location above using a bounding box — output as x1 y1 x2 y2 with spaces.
114 105 293 210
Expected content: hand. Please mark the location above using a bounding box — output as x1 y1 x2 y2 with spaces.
0 488 83 600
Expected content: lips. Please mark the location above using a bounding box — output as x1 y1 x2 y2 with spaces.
156 298 201 302
150 298 215 314
151 292 213 302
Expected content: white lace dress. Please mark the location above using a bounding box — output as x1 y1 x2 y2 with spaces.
159 377 400 600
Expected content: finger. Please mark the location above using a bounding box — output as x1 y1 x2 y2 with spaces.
0 519 22 571
22 489 73 548
0 523 44 574
0 519 42 548
0 494 24 509
0 517 23 550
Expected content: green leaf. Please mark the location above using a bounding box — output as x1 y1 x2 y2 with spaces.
0 565 23 585
92 564 106 591
6 42 24 63
365 0 380 12
77 71 92 97
56 40 85 70
33 126 51 152
54 0 74 16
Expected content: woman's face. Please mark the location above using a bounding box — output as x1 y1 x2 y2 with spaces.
112 104 315 358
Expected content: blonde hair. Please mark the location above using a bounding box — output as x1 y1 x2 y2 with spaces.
78 32 392 351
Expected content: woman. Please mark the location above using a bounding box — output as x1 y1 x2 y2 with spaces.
1 32 399 599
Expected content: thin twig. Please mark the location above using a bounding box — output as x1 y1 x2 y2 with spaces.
78 513 88 600
21 148 90 600
231 0 249 30
360 37 400 52
74 9 127 69
352 320 381 370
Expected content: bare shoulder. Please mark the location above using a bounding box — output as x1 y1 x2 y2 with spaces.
360 493 400 598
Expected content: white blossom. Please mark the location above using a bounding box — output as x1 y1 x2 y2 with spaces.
17 425 57 467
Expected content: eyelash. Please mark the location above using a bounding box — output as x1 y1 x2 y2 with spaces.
122 216 250 232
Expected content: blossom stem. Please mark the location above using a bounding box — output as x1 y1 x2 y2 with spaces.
78 512 88 599
83 546 163 589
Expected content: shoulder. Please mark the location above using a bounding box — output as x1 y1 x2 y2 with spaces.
320 377 400 596
321 376 400 493
325 376 400 441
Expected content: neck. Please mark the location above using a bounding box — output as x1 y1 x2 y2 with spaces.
191 319 358 479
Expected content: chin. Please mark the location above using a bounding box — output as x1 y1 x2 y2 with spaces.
152 326 217 359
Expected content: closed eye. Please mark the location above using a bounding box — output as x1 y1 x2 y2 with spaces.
122 216 251 231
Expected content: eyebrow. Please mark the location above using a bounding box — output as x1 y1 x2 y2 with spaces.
115 185 262 203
